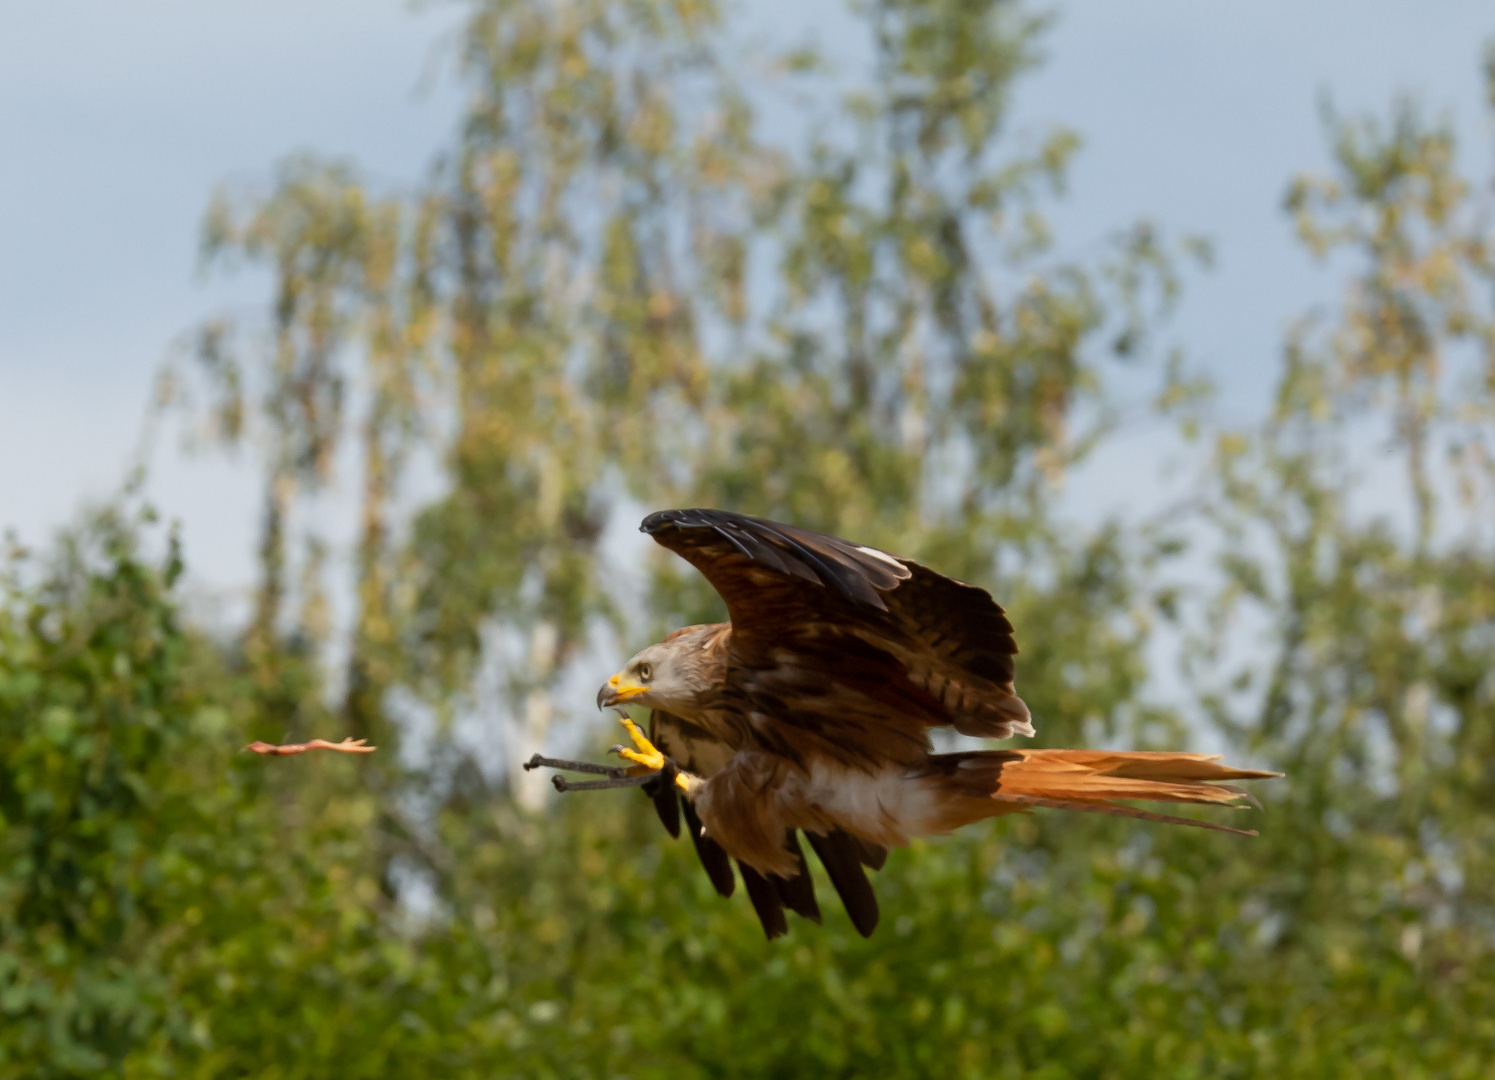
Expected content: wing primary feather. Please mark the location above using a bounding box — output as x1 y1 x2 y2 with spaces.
726 526 801 577
851 836 888 871
681 797 735 897
717 531 758 560
641 508 908 611
754 523 884 608
642 772 680 839
772 832 822 924
738 861 790 940
806 830 880 938
642 721 681 838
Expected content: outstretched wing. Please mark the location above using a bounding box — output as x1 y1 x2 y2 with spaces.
642 508 1032 767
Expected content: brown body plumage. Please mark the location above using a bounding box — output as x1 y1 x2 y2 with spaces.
590 509 1277 939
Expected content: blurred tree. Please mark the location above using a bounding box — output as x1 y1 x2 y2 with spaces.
0 510 203 1074
1177 69 1495 1078
405 0 767 804
47 1 1485 1077
162 158 436 753
172 0 1191 792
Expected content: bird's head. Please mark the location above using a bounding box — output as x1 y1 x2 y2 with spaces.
596 626 716 714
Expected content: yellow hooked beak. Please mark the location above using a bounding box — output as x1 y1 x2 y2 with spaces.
596 672 647 710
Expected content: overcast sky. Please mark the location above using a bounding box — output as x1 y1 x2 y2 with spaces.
3 0 1492 606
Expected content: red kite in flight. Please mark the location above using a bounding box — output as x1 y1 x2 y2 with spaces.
530 509 1277 939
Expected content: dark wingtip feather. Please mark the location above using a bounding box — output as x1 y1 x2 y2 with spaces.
806 830 880 938
852 836 888 871
640 508 910 610
642 772 681 839
738 862 789 940
773 832 822 924
640 509 693 534
682 797 735 898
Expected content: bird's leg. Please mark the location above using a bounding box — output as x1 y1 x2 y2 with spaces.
517 713 702 796
610 714 701 795
612 715 667 772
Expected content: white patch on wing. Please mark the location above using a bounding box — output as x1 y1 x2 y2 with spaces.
855 544 904 569
776 758 939 848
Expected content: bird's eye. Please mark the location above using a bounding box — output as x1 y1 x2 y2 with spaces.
637 663 653 682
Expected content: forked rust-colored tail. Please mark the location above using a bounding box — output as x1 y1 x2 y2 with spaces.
925 749 1281 836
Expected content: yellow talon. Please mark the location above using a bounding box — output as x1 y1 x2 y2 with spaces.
616 716 666 772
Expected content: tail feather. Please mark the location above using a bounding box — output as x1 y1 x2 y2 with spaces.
992 794 1261 837
926 748 1279 836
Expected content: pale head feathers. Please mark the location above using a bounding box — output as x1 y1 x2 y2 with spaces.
606 624 722 713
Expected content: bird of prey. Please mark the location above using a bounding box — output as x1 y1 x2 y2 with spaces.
532 508 1278 940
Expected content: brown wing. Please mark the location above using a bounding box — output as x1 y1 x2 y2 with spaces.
642 509 1031 767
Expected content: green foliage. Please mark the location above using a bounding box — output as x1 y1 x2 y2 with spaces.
0 513 226 1074
4 511 1495 1075
8 0 1495 1075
